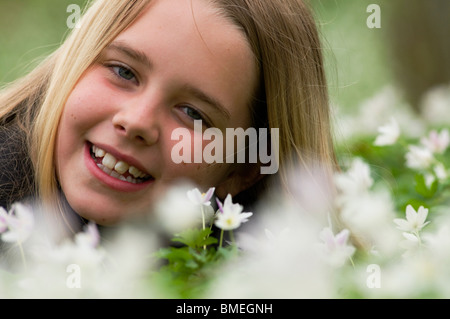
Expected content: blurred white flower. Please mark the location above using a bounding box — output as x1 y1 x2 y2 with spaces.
74 222 100 249
424 224 450 258
422 163 448 188
424 173 436 189
264 228 291 246
0 207 8 232
399 232 421 256
187 187 215 206
153 183 214 235
405 145 434 170
318 227 355 267
374 117 400 146
215 195 252 231
339 189 399 255
434 163 448 180
0 203 34 244
287 165 334 223
334 85 425 142
394 205 430 233
421 84 450 126
208 202 335 298
420 129 450 154
334 157 373 196
18 239 107 298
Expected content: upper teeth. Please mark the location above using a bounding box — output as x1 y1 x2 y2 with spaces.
92 145 148 179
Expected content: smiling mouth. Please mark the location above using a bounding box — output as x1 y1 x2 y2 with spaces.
90 144 154 184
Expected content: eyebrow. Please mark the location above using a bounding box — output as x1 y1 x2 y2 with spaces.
106 41 230 120
106 41 153 68
182 85 231 120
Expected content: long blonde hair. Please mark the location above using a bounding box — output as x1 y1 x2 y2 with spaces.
214 0 338 202
0 0 336 219
0 0 151 218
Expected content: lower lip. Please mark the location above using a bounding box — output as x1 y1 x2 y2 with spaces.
84 143 154 193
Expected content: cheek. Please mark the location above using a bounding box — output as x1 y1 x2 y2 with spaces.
62 66 119 130
163 130 232 187
63 82 108 128
165 161 230 189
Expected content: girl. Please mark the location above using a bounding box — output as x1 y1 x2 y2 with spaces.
0 0 337 231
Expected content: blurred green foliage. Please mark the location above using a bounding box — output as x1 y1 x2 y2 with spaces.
1 1 447 115
311 0 394 112
312 0 450 113
0 0 86 84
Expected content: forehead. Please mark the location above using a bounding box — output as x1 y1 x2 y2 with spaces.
112 0 257 127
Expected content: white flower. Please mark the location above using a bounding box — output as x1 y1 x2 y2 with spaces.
207 203 334 298
405 145 434 170
0 207 8 233
318 227 355 267
421 84 450 126
339 188 399 255
423 163 448 188
75 222 100 249
187 187 215 206
434 163 448 180
374 117 400 146
215 194 252 231
334 158 373 199
394 205 430 233
0 203 34 243
420 129 450 154
335 158 373 192
154 183 214 234
399 232 421 256
423 224 450 256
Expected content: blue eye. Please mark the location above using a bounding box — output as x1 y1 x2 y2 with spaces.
181 105 204 121
111 65 136 82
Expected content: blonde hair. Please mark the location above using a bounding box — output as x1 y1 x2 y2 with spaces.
0 0 337 221
0 0 151 221
214 0 338 198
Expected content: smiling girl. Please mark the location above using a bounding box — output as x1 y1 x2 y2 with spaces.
0 0 337 229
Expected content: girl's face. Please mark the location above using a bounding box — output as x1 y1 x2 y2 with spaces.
55 0 258 225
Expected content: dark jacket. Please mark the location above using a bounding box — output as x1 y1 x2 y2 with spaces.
0 125 35 210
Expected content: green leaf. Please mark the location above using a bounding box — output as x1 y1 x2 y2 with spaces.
155 248 187 265
414 173 438 198
172 228 216 249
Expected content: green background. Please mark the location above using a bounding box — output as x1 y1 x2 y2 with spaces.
0 0 448 114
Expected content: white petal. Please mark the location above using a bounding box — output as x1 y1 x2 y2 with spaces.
402 232 419 242
394 218 411 232
187 188 203 205
405 205 416 222
239 212 253 223
335 229 350 246
224 194 233 207
416 206 429 225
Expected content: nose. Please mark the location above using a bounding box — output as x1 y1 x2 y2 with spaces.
112 99 160 146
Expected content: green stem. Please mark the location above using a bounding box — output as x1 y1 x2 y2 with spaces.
201 206 206 231
229 230 235 246
219 229 224 249
201 206 206 250
415 230 422 246
18 241 27 271
349 256 355 268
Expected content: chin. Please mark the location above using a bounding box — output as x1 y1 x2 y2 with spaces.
68 200 142 226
